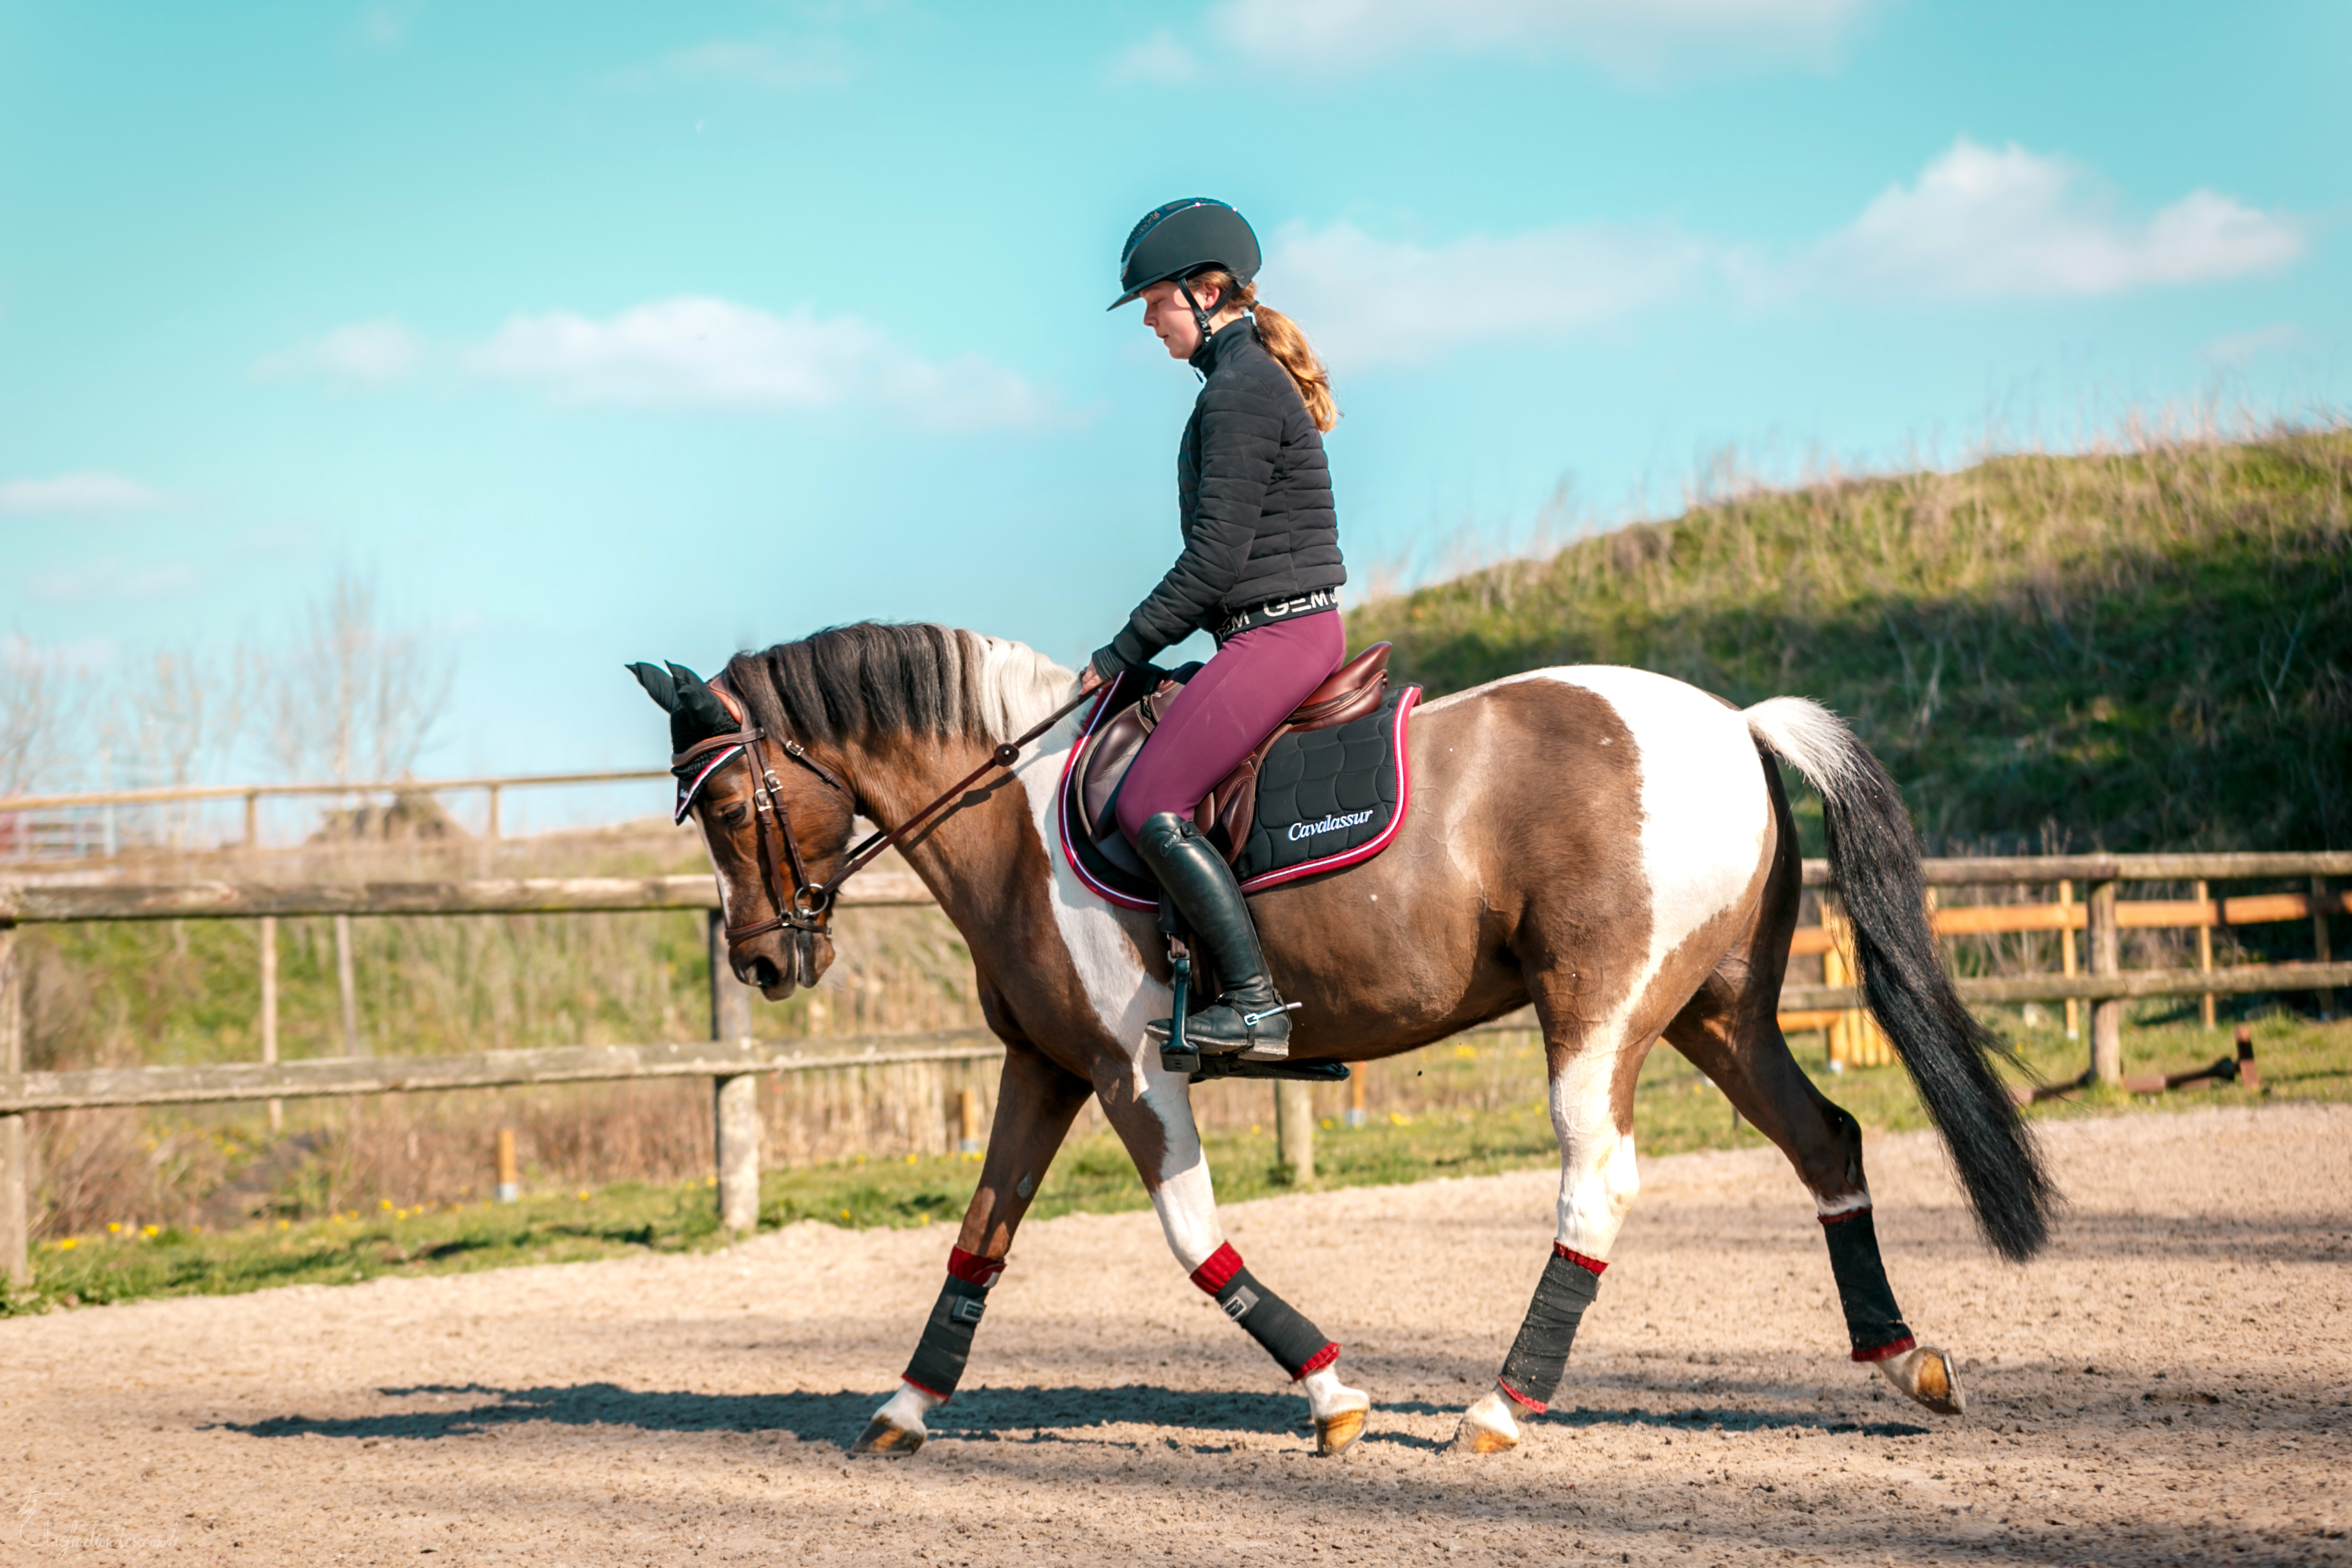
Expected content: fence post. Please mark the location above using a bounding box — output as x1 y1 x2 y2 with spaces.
259 915 282 1134
2195 880 2215 1030
956 1087 983 1154
333 913 365 1057
1275 1080 1315 1184
1 926 28 1289
2313 876 2336 1022
1822 901 1851 1068
495 1127 520 1203
2088 878 2121 1084
243 790 260 849
708 910 760 1234
2058 880 2079 1040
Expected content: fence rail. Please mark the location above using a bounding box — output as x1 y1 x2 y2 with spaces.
0 766 672 858
0 1030 1007 1116
0 871 934 922
0 850 2343 1287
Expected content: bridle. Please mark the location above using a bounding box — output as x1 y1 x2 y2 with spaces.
671 678 1102 962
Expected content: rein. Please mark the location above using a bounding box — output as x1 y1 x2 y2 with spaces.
673 681 1102 954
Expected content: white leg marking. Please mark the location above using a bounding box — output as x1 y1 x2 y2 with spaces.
1142 1119 1224 1273
1815 1188 1872 1217
1301 1362 1371 1456
874 1380 940 1432
1008 710 1227 1270
1452 1388 1522 1454
1549 1044 1641 1259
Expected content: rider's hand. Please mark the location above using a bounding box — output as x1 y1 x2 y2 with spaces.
1079 664 1106 695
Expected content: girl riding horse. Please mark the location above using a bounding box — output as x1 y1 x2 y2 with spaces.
1087 197 1346 1064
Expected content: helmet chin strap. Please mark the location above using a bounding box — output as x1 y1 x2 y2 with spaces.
1178 279 1216 349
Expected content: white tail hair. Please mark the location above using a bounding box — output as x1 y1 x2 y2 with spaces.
1742 695 1869 804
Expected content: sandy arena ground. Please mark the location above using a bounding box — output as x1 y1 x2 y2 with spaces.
1 1103 2345 1567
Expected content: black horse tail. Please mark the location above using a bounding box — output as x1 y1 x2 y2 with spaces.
1742 696 2057 1263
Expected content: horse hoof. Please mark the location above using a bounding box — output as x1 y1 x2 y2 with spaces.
852 1416 926 1456
1449 1390 1521 1455
1878 1345 1966 1417
1315 1406 1367 1457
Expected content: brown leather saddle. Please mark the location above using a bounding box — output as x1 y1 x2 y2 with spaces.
1077 641 1392 865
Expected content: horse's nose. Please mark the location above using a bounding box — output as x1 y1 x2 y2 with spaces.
743 954 781 990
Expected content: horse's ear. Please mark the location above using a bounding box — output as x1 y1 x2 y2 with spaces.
627 662 680 714
663 661 741 748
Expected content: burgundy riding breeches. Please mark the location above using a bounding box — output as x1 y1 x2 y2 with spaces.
1115 610 1347 847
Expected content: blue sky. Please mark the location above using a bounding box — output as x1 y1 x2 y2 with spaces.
2 0 2344 818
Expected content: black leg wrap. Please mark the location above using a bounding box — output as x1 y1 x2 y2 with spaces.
1496 1249 1603 1411
1193 1244 1338 1379
1820 1209 1914 1360
902 1274 989 1400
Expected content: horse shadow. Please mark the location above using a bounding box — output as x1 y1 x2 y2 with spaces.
1371 1397 1926 1439
220 1381 1320 1453
222 1381 1926 1453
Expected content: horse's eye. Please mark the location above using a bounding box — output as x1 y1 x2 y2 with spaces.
718 804 748 828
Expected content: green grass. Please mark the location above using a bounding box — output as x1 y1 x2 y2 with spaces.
13 1010 2343 1317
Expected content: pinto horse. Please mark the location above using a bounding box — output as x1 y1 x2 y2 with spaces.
630 622 2054 1459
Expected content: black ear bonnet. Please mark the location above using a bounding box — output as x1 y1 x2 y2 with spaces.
628 660 750 822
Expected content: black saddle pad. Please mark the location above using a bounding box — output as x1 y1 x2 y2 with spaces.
1059 679 1420 910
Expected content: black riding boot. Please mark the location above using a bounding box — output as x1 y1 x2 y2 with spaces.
1134 812 1296 1058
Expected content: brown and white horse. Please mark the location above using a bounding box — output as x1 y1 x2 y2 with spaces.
636 622 2053 1459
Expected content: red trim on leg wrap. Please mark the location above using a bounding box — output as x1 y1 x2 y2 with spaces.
1817 1205 1874 1225
1851 1334 1917 1363
901 1375 950 1401
946 1246 1004 1288
1189 1242 1245 1294
1497 1378 1548 1415
1551 1244 1608 1274
1293 1341 1341 1380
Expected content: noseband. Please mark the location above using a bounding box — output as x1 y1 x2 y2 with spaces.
671 680 1101 964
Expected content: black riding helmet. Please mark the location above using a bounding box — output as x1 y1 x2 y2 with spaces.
1108 197 1262 312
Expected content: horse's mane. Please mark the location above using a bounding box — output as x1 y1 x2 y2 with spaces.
724 622 1074 749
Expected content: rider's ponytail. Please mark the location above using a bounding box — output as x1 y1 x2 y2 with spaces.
1188 269 1338 434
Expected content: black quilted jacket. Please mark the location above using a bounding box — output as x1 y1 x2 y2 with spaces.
1095 318 1346 675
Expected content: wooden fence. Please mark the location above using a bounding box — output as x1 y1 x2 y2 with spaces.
0 850 2345 1286
0 765 670 859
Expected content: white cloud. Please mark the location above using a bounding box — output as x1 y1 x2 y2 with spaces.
1804 138 2305 300
465 297 1054 431
1109 28 1202 84
0 471 165 515
25 557 197 603
656 39 851 89
2201 324 2302 368
352 2 421 51
1122 0 1875 81
252 319 424 387
1261 220 1709 368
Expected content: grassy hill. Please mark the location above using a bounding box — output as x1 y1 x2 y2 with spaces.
1346 430 2352 855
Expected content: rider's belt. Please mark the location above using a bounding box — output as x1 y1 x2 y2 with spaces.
1213 591 1339 642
